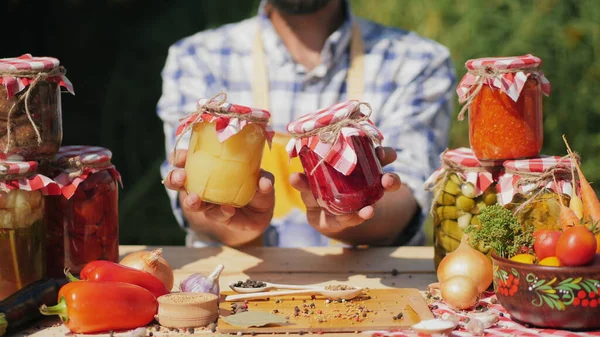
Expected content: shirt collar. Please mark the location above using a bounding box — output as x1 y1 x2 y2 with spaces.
257 0 355 74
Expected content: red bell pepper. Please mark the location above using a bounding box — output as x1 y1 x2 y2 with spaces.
40 281 157 334
68 260 169 298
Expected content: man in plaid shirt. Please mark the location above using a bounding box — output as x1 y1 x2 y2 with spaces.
159 0 456 248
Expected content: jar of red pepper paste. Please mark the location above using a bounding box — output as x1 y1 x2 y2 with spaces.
456 54 551 161
286 100 384 215
44 146 122 277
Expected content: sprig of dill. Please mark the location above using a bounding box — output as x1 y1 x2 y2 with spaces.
465 204 534 259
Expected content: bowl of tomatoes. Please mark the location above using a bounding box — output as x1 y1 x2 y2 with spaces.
491 225 600 330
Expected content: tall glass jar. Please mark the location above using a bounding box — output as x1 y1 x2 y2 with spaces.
176 95 273 208
44 146 121 277
456 54 551 161
498 156 575 233
425 148 502 269
0 160 58 300
287 101 384 215
0 54 74 161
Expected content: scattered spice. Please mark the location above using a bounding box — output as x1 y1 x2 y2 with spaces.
207 323 216 332
324 285 356 291
189 327 195 334
391 268 399 276
149 332 153 337
233 279 267 288
392 313 403 321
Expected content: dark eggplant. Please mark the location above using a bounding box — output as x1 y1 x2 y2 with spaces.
0 278 68 336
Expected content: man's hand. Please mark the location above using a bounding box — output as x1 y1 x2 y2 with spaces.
290 146 402 237
163 149 275 246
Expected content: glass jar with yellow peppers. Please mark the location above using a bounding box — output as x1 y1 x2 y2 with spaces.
425 148 503 269
175 94 273 208
497 156 575 232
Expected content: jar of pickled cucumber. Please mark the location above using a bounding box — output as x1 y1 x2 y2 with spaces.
175 93 273 208
286 101 384 215
44 146 122 277
0 160 60 300
425 148 503 268
497 156 575 232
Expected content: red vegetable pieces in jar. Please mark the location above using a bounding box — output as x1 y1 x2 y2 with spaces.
286 100 384 215
456 54 551 161
44 146 122 277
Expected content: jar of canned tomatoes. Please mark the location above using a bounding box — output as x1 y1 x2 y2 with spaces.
0 54 74 161
286 100 384 215
176 94 273 208
425 148 502 268
0 160 59 300
44 146 122 277
497 156 575 233
456 54 551 161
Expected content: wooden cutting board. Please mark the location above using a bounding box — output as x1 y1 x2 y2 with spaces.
218 288 433 334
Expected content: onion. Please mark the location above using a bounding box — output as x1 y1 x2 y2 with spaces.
441 275 480 311
437 234 492 294
120 248 174 291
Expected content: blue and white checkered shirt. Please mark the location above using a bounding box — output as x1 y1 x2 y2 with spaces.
157 0 456 247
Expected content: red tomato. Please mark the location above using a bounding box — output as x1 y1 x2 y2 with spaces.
596 234 600 254
556 226 598 266
533 229 562 260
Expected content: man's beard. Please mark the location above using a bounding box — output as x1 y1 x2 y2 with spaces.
268 0 333 15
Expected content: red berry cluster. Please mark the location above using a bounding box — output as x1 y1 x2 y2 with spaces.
572 290 598 307
496 273 519 297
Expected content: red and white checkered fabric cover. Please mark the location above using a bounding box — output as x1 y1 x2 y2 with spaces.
366 292 600 337
51 146 122 199
0 160 60 195
285 100 383 176
0 54 75 98
176 98 274 145
497 156 574 205
457 54 551 103
425 148 503 197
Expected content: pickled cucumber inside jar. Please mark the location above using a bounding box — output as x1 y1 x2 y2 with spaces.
0 189 45 300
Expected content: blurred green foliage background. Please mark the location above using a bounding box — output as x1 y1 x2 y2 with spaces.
6 0 599 246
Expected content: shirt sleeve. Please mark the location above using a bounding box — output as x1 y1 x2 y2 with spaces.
376 45 456 239
156 41 220 237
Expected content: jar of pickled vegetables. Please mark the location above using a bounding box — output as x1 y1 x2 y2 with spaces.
286 100 384 215
175 94 273 208
456 54 551 161
0 54 74 161
498 156 575 232
425 148 502 268
0 160 60 300
44 146 122 277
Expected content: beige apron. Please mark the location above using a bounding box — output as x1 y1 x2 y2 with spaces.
249 21 365 246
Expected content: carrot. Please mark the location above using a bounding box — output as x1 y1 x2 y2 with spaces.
563 135 600 231
553 174 580 231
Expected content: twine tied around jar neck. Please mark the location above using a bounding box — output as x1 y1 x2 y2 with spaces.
289 102 380 175
509 154 577 216
0 67 66 154
55 156 113 179
457 66 537 121
0 162 34 192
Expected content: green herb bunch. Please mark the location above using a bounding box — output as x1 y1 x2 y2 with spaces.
465 204 534 259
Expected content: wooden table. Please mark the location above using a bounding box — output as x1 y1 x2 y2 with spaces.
11 245 438 337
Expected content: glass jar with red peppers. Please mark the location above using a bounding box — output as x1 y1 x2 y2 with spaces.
456 54 551 161
286 100 384 215
0 54 74 161
44 146 122 277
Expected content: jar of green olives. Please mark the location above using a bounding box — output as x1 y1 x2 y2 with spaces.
425 148 503 269
497 156 575 232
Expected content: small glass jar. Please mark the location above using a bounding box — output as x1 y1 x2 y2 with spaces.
425 148 502 269
44 146 121 277
287 101 384 215
0 54 74 161
0 160 52 300
498 156 574 233
457 54 551 161
178 97 272 208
